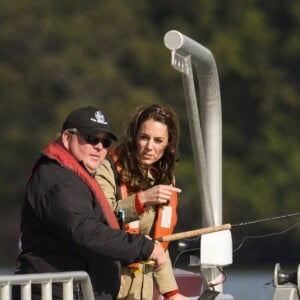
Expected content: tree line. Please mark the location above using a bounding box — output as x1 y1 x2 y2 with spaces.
0 0 299 267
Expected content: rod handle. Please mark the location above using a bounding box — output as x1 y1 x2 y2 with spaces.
156 223 232 242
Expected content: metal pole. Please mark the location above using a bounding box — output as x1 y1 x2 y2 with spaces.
164 29 226 294
164 30 222 226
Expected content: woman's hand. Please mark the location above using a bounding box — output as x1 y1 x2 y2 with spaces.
138 184 181 206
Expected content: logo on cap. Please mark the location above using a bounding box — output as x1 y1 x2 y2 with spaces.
91 111 108 125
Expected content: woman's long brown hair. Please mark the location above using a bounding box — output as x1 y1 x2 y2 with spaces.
111 104 180 193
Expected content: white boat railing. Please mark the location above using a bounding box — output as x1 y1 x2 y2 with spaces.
0 271 95 300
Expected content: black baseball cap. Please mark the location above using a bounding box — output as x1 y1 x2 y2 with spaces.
62 106 117 141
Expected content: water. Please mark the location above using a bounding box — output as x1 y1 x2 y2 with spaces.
223 269 274 300
0 267 14 275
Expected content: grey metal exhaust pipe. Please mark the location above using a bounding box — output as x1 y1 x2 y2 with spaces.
164 30 222 227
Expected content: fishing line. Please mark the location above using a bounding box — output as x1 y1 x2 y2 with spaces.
173 247 199 267
157 212 300 243
173 221 300 266
231 212 300 229
173 251 226 287
233 221 300 253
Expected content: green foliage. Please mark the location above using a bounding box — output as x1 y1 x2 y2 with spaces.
0 0 299 265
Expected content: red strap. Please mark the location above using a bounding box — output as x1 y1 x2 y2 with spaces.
163 289 179 298
135 193 146 214
42 141 120 229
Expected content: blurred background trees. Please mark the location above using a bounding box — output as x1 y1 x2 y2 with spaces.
0 0 299 268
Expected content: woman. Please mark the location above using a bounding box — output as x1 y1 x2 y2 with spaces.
95 104 187 300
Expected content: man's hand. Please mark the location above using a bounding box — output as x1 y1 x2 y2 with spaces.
149 242 167 271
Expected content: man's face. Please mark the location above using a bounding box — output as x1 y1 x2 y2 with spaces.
62 130 110 173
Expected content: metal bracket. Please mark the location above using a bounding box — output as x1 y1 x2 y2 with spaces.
171 51 191 74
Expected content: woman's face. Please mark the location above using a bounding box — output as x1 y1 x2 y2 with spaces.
136 119 169 166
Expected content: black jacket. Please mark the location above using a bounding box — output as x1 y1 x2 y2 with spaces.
14 155 154 299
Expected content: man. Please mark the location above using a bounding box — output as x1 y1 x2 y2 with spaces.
13 106 166 300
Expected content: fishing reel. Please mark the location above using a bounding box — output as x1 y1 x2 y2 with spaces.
273 263 300 300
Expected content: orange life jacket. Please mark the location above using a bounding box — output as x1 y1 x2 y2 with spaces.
108 150 178 250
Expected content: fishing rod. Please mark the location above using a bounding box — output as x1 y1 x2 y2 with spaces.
156 212 300 243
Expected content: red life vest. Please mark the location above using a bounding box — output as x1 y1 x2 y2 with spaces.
42 141 120 229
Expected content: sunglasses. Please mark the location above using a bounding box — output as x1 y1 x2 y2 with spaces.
69 131 112 148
